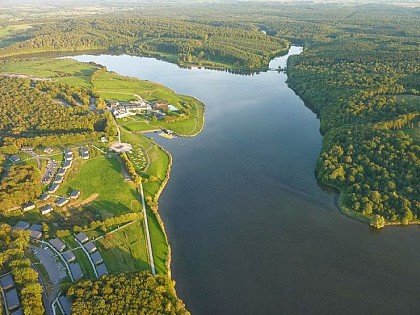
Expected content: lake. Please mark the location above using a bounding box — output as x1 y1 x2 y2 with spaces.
73 48 420 315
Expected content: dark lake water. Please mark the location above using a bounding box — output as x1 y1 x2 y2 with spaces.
73 48 420 315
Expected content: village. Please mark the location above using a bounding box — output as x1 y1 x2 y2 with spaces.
1 136 152 315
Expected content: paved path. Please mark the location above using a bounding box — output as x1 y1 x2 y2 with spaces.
32 240 74 282
31 245 64 299
74 238 98 278
139 181 156 275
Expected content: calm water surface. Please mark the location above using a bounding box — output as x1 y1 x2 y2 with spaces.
73 48 420 314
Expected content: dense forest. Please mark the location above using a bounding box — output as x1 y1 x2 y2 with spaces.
68 271 189 315
0 18 289 70
285 33 419 227
0 76 115 154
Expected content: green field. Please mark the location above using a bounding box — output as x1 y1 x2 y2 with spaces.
0 58 97 87
97 221 150 273
0 24 32 48
57 155 142 220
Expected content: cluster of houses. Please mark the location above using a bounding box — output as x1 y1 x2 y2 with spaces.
108 99 179 119
0 274 22 314
75 232 108 277
13 221 43 240
48 238 84 281
19 188 80 216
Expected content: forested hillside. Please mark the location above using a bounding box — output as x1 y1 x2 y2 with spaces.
0 18 289 70
0 76 115 154
287 36 419 227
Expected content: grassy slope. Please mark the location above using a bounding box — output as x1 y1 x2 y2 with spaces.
57 155 142 217
97 221 150 273
0 58 96 87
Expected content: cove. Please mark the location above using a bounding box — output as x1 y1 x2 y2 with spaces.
72 47 420 315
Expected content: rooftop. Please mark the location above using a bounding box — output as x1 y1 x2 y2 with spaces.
49 238 66 252
58 295 73 315
30 230 42 239
62 250 76 263
96 263 108 277
13 221 30 230
69 263 83 281
75 232 89 243
29 224 43 232
90 251 103 265
83 242 97 253
5 288 20 310
38 193 51 201
0 274 15 290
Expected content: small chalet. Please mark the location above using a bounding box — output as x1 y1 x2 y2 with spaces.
58 295 73 315
96 263 108 277
69 190 81 199
75 232 89 243
62 250 76 263
54 175 64 183
83 242 97 253
56 168 66 176
0 274 15 290
49 238 66 252
38 194 51 201
8 155 20 163
13 221 30 231
21 146 34 152
39 205 53 215
21 202 36 212
47 183 60 193
30 230 42 240
29 224 43 232
63 160 72 169
55 197 69 207
90 251 103 265
69 263 83 281
5 288 20 311
80 147 89 160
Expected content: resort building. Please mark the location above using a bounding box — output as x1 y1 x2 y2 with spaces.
47 183 60 193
